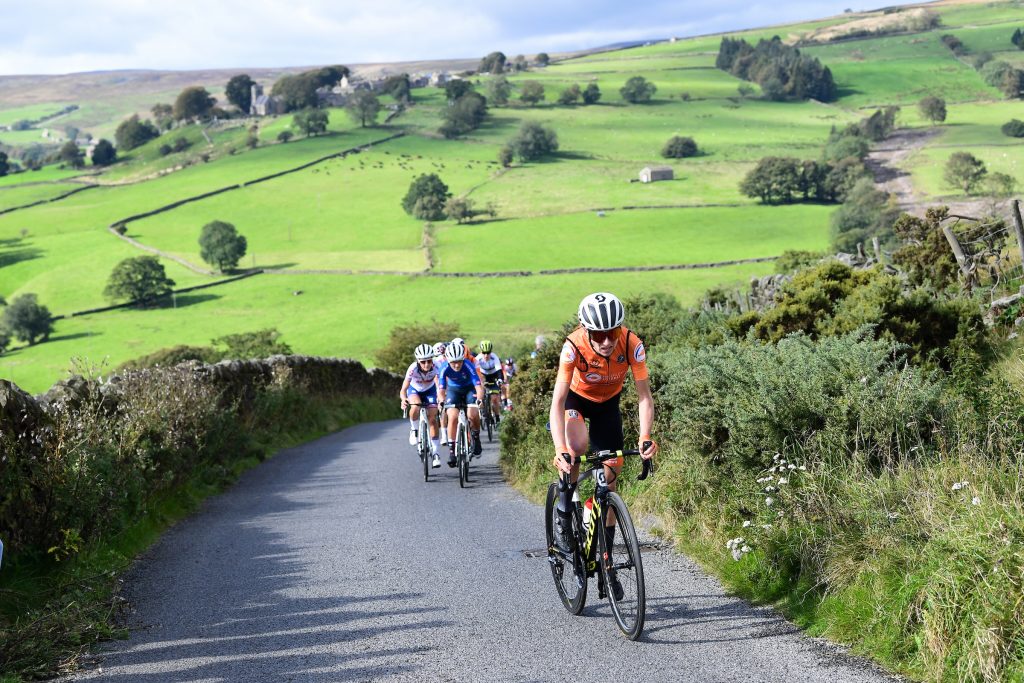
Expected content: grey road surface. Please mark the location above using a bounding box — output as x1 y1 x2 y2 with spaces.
75 420 896 682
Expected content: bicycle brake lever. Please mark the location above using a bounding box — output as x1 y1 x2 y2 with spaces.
638 455 654 481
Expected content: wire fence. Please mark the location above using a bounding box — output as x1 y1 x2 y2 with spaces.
942 199 1024 301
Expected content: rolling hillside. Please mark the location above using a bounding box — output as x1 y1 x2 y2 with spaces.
1 0 1022 392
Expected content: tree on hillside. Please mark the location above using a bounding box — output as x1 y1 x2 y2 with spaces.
830 178 898 252
312 65 350 88
1012 27 1023 49
173 86 216 121
919 96 947 125
661 135 698 158
1002 119 1024 137
508 122 559 162
444 79 474 101
199 220 248 272
582 82 602 104
1 294 52 345
944 151 987 194
294 108 329 136
439 92 487 138
151 103 174 130
498 145 513 167
402 174 450 221
376 320 459 374
557 84 581 105
0 151 9 177
59 141 84 169
487 76 512 106
91 139 117 166
479 51 507 74
519 81 545 106
535 52 550 67
104 256 176 306
381 74 412 103
445 197 476 224
225 74 256 112
511 55 528 71
346 91 381 128
620 76 657 103
272 74 320 111
740 156 801 204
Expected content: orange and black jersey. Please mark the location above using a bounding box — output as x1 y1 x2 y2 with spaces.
555 326 649 403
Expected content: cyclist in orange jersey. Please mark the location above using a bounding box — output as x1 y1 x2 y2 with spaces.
549 292 658 570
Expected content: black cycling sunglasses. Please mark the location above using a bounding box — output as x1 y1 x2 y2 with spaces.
589 327 620 343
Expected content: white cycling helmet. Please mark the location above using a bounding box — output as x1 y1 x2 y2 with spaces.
433 342 447 357
414 343 434 361
452 337 465 345
446 340 466 362
578 292 625 331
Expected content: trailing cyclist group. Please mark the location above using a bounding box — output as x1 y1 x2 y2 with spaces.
399 337 514 471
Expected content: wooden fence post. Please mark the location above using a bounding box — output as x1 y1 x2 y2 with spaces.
1010 199 1024 267
942 224 970 275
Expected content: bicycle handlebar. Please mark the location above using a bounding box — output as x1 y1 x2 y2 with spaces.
560 444 655 483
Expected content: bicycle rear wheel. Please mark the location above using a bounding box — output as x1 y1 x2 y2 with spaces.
545 483 587 615
600 492 646 640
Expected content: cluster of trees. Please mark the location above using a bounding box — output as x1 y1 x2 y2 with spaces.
293 108 329 136
941 34 966 56
158 136 192 157
0 151 9 177
979 60 1024 98
477 51 547 74
944 151 1016 196
620 76 657 103
272 65 350 112
499 122 558 165
400 173 497 222
0 294 54 352
440 90 487 138
115 114 160 151
380 74 412 103
555 82 601 105
346 91 382 128
740 156 869 205
716 36 836 102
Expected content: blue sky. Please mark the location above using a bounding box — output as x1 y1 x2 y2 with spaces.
2 0 866 75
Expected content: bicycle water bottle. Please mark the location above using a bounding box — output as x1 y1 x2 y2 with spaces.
582 499 594 534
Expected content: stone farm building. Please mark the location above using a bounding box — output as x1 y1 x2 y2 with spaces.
639 166 674 183
250 84 284 116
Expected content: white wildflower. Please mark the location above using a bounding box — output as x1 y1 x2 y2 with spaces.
778 478 788 485
742 520 752 528
731 548 743 561
765 486 776 493
741 545 751 553
765 497 774 507
972 496 981 506
887 512 900 520
798 465 806 471
773 453 781 461
777 511 784 517
762 524 773 530
860 376 868 384
788 464 796 470
951 482 964 491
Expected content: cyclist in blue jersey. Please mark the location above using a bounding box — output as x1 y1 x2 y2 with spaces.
400 343 442 467
438 340 485 465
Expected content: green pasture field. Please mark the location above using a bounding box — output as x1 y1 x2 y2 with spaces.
900 101 1024 146
935 1 1024 28
0 165 89 187
903 142 1024 198
0 104 64 126
0 183 78 211
0 263 774 394
434 205 832 272
127 134 499 271
0 230 209 315
0 128 62 147
952 22 1024 54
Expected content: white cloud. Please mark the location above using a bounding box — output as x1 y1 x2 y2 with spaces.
0 0 859 74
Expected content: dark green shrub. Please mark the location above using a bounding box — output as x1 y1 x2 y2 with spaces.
661 135 698 158
376 320 459 374
1002 119 1024 137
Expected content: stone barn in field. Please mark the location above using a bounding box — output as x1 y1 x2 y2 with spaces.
639 166 674 183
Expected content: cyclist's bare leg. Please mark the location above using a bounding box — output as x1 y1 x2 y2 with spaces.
446 406 460 442
490 392 501 416
468 404 481 430
408 395 422 424
426 405 439 438
564 410 589 485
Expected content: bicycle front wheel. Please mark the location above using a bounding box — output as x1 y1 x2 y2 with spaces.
420 426 430 482
457 425 467 488
600 492 646 640
545 483 587 615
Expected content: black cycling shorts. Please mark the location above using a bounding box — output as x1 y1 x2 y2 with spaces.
483 371 503 389
564 390 624 453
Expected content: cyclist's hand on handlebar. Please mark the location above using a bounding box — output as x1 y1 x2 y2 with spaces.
553 452 574 474
639 436 658 460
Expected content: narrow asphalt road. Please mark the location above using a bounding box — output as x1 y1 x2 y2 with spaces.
75 421 896 682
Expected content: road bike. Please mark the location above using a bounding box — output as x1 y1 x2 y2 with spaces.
452 401 471 488
480 382 502 442
544 447 653 640
404 404 434 482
